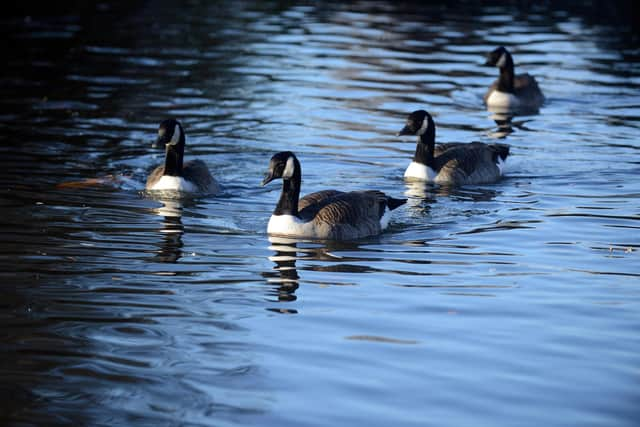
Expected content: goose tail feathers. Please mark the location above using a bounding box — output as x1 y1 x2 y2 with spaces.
387 197 407 211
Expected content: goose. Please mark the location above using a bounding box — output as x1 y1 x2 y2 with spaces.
261 151 406 240
146 118 220 194
484 46 544 110
397 110 509 185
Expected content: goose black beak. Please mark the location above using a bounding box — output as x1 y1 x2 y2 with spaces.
261 172 275 186
397 125 413 137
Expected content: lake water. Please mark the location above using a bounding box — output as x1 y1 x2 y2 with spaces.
1 2 639 426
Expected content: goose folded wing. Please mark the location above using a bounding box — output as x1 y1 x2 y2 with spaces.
435 143 507 183
182 159 219 192
298 190 343 211
514 74 544 103
300 191 387 225
435 142 465 156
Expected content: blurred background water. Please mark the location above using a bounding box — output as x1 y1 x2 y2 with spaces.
1 1 638 426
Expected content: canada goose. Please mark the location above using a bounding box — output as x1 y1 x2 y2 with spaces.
261 151 406 240
397 110 509 185
484 46 544 110
145 119 220 194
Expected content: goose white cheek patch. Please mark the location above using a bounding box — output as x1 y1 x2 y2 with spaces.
496 52 507 68
168 124 181 146
417 117 430 136
282 156 295 179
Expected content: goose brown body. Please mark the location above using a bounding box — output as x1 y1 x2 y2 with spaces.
262 152 406 240
398 110 509 185
146 160 218 193
432 142 509 185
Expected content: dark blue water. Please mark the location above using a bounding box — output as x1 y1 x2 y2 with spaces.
1 2 639 426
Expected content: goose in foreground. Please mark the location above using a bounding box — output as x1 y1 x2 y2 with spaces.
146 119 219 194
261 151 406 240
484 46 544 110
397 110 509 185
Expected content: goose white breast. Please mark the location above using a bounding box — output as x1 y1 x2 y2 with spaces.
149 175 199 192
404 161 437 181
485 90 521 109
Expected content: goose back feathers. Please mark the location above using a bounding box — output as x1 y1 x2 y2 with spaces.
262 152 406 240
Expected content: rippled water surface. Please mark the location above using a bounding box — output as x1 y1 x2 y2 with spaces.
1 1 639 426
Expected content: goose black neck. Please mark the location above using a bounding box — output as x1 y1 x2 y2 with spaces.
497 52 515 93
274 157 301 216
413 115 436 168
163 144 184 176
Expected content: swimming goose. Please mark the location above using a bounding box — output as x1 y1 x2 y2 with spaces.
484 46 544 110
397 110 509 185
261 151 406 240
146 119 220 194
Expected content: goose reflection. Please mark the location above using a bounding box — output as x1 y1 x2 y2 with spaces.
404 180 501 216
488 107 544 143
153 199 185 263
404 180 500 202
403 180 437 216
263 236 371 310
488 109 515 138
447 186 500 203
264 236 301 305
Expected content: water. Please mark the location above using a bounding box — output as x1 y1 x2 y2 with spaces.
1 2 639 426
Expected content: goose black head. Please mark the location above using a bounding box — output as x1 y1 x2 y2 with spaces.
262 151 298 186
156 118 185 148
485 46 511 68
397 110 433 137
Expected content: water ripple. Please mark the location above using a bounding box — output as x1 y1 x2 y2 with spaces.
1 2 639 427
